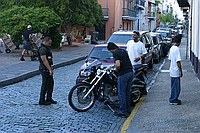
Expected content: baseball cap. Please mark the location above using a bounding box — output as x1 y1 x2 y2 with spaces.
27 25 32 29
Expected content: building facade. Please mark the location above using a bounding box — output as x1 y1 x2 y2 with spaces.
98 0 157 40
187 0 200 80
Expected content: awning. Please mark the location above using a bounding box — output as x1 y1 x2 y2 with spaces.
177 0 190 7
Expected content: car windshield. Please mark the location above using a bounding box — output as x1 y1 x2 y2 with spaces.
156 32 170 38
107 34 132 44
87 47 113 61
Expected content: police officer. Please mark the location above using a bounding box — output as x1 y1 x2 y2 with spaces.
38 36 57 105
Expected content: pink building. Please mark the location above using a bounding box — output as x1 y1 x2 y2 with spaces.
98 0 136 40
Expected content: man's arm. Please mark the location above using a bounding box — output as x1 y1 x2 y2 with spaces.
134 53 146 62
41 55 54 75
115 60 121 71
177 61 183 77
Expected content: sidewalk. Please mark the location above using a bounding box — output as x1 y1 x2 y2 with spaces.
0 42 94 88
124 37 200 132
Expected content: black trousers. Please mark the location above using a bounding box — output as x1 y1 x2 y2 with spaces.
39 70 54 101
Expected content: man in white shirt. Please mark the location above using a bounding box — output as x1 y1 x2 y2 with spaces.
127 31 147 66
168 35 183 105
127 31 148 95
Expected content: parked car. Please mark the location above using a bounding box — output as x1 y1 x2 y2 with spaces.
76 44 126 83
107 30 154 69
155 28 172 56
150 32 162 63
76 30 154 83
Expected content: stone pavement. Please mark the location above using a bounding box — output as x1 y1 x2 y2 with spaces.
124 37 200 133
0 42 94 88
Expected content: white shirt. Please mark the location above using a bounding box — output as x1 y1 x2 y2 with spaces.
127 40 147 65
168 45 181 77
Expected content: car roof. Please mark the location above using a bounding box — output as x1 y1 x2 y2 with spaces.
94 44 127 48
112 30 148 35
150 32 160 36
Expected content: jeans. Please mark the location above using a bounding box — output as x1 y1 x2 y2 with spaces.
118 71 133 114
169 77 181 102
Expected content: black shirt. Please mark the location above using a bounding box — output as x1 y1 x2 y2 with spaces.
38 44 53 70
23 30 32 42
113 49 133 76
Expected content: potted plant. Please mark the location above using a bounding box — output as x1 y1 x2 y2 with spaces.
75 35 82 43
84 38 90 44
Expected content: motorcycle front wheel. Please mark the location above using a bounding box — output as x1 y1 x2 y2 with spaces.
68 83 96 112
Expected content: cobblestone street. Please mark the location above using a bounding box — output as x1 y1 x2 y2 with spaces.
0 61 125 133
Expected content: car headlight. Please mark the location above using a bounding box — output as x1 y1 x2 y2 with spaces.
80 70 91 76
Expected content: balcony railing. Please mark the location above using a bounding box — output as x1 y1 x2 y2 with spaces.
134 0 145 10
122 8 136 20
148 12 156 19
102 8 109 20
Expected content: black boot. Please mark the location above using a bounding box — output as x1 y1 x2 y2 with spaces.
46 99 57 104
39 100 51 105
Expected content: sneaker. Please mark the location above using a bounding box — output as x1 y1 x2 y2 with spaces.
170 100 181 105
39 101 51 105
114 112 128 118
46 99 57 104
20 58 25 61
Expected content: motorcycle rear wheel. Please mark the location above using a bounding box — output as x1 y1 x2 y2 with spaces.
131 87 141 104
68 83 96 112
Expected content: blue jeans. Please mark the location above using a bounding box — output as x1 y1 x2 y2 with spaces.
118 71 133 114
169 77 181 102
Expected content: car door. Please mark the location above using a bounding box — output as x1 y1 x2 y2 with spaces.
144 33 153 63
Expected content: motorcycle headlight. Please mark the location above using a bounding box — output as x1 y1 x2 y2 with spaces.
97 69 101 75
80 70 91 76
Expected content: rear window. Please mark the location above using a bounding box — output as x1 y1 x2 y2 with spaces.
87 47 113 61
107 34 132 44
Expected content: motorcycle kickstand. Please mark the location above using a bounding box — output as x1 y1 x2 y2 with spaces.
104 100 116 113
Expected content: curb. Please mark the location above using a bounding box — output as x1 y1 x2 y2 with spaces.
0 56 85 88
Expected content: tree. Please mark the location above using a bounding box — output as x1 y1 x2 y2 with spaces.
0 6 63 48
0 0 103 45
157 13 176 27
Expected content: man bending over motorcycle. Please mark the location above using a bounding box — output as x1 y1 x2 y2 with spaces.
107 42 133 118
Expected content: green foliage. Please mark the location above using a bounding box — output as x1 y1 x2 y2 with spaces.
45 26 62 49
0 6 63 47
68 0 103 27
157 13 176 26
0 0 103 46
0 0 103 28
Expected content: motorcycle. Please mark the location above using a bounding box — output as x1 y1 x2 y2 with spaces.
68 60 147 112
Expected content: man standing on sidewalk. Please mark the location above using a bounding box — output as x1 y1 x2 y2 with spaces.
38 36 57 105
107 42 133 118
168 35 183 105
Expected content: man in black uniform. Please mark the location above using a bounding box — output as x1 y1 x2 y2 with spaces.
107 42 133 118
38 36 57 105
20 25 34 61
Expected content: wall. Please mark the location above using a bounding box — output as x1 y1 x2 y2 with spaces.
188 0 200 79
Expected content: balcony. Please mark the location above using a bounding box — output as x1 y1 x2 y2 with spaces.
102 8 109 20
122 8 136 20
134 0 145 10
148 11 156 20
